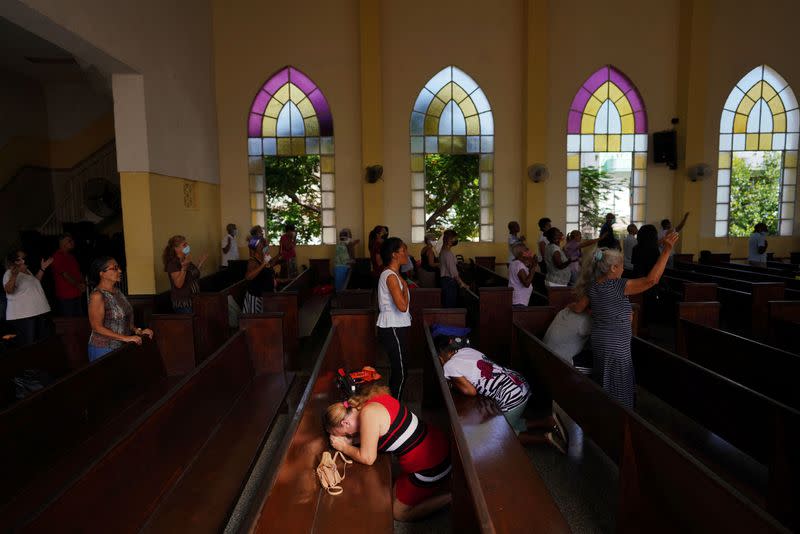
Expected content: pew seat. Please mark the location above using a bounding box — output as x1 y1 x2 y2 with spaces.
298 293 331 338
0 336 72 408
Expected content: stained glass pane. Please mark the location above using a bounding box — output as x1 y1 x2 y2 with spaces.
480 225 494 242
782 185 795 202
248 138 262 155
634 134 648 151
322 209 334 226
567 189 579 204
566 206 579 222
567 134 580 152
772 133 786 150
720 110 735 132
452 68 479 94
479 112 494 135
412 172 424 189
787 133 799 150
250 193 264 210
452 135 466 154
733 133 746 151
411 190 424 207
719 134 732 151
249 174 264 192
471 89 491 114
323 227 336 245
321 173 334 191
305 137 320 154
424 67 451 93
716 204 728 220
321 137 334 154
780 202 793 220
412 208 425 225
248 157 262 174
763 66 789 93
780 219 793 235
480 136 494 153
413 89 435 113
567 171 579 187
411 155 424 171
411 136 423 154
715 221 727 237
425 136 438 153
480 190 493 206
717 169 730 186
785 151 797 167
480 207 492 225
252 210 264 228
410 112 424 135
467 136 480 153
322 192 335 209
412 226 425 243
633 170 645 186
784 168 797 185
716 186 729 203
580 135 593 152
719 152 731 169
787 109 799 132
621 134 634 151
480 172 493 189
321 156 334 173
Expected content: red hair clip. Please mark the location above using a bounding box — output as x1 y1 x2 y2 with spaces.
342 401 350 409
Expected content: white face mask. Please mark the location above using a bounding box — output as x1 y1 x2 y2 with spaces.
232 229 239 237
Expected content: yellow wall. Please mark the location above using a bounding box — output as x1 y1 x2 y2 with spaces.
121 171 221 294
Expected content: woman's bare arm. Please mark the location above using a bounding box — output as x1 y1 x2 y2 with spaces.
386 272 409 312
625 233 679 296
450 376 478 396
330 403 384 465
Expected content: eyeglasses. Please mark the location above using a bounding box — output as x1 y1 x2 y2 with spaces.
103 265 122 272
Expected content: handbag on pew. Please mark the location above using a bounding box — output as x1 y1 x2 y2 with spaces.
316 450 353 495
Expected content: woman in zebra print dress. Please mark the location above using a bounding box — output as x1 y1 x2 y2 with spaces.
325 384 451 522
571 232 679 409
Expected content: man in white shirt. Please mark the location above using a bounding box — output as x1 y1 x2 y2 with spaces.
623 224 638 270
221 223 240 267
748 223 769 266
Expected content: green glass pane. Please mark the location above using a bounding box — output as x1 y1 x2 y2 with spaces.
452 135 466 154
439 136 452 153
411 155 424 171
479 154 493 171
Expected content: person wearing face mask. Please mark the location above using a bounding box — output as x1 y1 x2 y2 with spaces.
221 223 240 267
87 256 152 362
163 235 207 314
3 249 53 346
748 222 769 267
334 228 360 292
243 227 281 313
377 237 412 399
439 229 468 308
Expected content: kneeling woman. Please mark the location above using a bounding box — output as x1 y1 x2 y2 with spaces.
324 384 451 522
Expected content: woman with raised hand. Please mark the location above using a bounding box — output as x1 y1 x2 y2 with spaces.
325 384 451 522
87 256 152 362
3 249 53 346
570 232 679 408
243 226 280 313
376 237 411 399
163 235 206 314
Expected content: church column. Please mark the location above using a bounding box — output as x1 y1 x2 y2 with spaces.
359 0 383 255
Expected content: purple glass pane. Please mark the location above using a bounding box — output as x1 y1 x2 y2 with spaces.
251 90 270 115
308 89 333 136
634 110 648 133
626 87 645 113
289 67 317 95
583 66 609 93
263 67 289 95
567 111 582 134
248 113 262 137
570 87 592 113
609 67 634 95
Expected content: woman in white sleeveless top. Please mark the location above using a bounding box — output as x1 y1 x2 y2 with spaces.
376 237 411 399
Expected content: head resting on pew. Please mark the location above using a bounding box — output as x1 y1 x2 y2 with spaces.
434 334 470 364
573 247 623 298
324 383 391 437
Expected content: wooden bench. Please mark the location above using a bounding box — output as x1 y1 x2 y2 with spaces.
21 316 293 533
514 325 787 532
768 300 800 353
52 316 93 370
242 309 394 533
0 336 72 408
0 339 173 529
422 308 570 533
192 277 248 362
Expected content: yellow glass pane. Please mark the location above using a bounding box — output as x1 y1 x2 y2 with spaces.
759 134 772 150
428 97 446 117
304 117 320 136
736 96 755 116
251 211 261 227
620 114 634 134
567 153 580 170
768 96 786 116
733 113 747 133
272 83 290 104
452 135 466 154
265 98 283 118
262 116 277 137
291 137 305 155
439 136 452 153
616 97 632 117
411 155 424 171
277 138 291 155
608 82 624 103
785 152 797 168
592 82 609 102
424 115 438 135
321 156 334 173
718 151 731 169
435 82 453 104
250 194 261 210
480 154 494 171
745 81 763 103
465 115 480 135
634 153 646 169
746 133 758 150
460 97 477 117
581 113 595 133
584 95 602 116
608 134 621 151
287 83 304 103
296 98 316 118
452 83 468 104
773 112 787 132
762 82 778 103
594 135 608 152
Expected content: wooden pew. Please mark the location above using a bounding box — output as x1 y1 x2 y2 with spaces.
332 288 374 309
422 309 570 533
149 314 198 376
675 301 720 356
678 319 800 412
192 278 248 362
52 316 92 370
477 287 512 365
242 309 394 533
632 336 800 530
0 336 72 408
768 300 800 353
514 326 787 533
409 287 443 367
0 339 173 529
21 316 293 533
680 261 800 292
309 258 332 285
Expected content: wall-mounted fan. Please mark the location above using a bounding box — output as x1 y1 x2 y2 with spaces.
84 178 121 218
527 163 549 183
687 163 711 182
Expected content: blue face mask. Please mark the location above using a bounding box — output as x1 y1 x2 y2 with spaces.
182 245 191 255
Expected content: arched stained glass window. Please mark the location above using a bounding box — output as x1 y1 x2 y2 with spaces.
716 65 798 237
566 66 648 232
410 66 494 243
247 66 336 244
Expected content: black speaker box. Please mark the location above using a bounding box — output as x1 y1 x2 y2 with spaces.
653 130 677 169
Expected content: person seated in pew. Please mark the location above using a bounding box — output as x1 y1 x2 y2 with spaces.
243 229 281 314
542 307 592 373
163 235 207 314
571 232 679 409
435 336 568 452
325 384 452 522
88 257 153 362
508 243 536 307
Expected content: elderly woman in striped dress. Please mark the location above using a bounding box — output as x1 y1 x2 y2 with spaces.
570 232 679 408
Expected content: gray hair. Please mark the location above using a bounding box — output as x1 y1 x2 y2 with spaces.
574 247 623 298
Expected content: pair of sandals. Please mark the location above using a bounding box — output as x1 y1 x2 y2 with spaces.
544 413 569 455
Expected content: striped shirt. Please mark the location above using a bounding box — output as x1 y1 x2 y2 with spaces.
443 347 530 412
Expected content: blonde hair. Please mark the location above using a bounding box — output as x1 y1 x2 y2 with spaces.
574 247 623 298
323 383 390 433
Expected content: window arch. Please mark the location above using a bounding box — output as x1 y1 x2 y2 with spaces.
715 65 798 237
410 66 494 243
247 66 336 244
566 65 648 232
